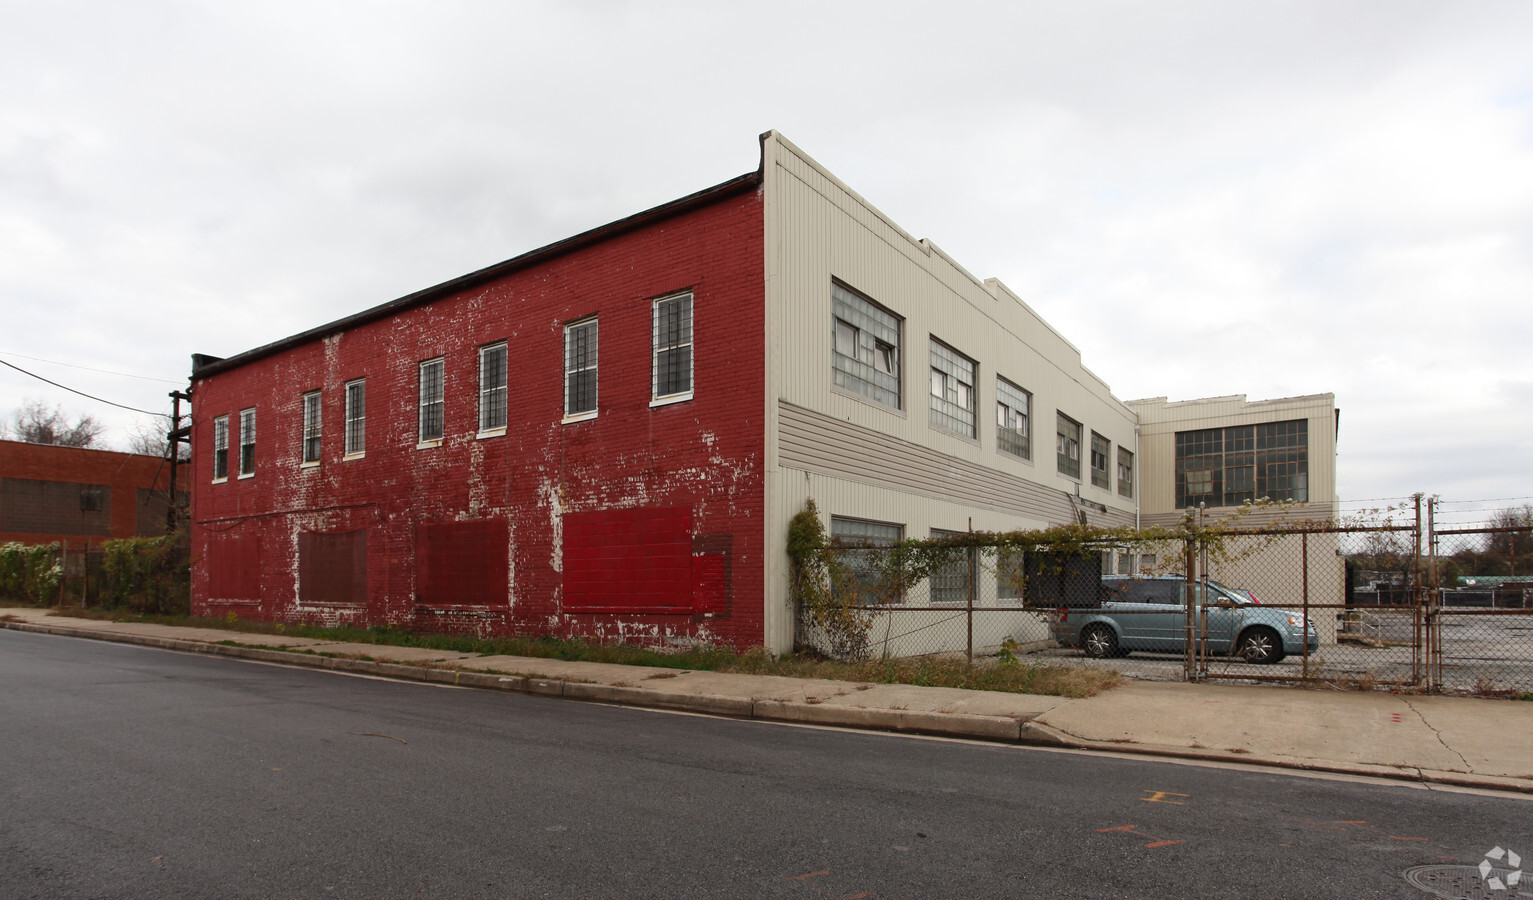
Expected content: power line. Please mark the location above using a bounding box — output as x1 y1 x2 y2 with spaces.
0 350 183 385
0 358 167 418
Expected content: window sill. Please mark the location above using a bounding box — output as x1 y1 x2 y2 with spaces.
416 439 444 450
997 448 1034 467
830 385 906 417
650 392 693 408
238 472 254 480
300 461 320 470
343 452 365 461
929 424 980 446
212 477 228 484
561 411 597 425
476 427 507 440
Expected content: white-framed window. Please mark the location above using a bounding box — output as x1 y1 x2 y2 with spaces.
301 391 321 465
237 408 256 478
1118 447 1134 499
564 318 598 420
478 342 508 433
212 415 229 481
1090 432 1110 490
996 377 1031 461
652 292 693 403
344 379 366 457
831 281 901 409
418 358 444 444
1056 412 1082 479
928 339 976 438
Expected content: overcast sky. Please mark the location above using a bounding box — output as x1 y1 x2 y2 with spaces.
2 1 1530 525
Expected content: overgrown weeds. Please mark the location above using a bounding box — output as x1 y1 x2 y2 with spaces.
46 608 1120 698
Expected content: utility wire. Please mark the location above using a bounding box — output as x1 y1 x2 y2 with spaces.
0 358 166 418
0 350 183 385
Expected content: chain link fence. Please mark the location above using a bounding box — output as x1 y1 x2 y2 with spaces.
793 499 1533 695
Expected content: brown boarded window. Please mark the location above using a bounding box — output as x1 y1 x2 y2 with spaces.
564 507 693 614
1 478 112 536
298 529 367 605
207 531 262 600
415 519 509 607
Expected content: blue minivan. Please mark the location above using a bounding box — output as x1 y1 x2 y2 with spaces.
1054 575 1319 664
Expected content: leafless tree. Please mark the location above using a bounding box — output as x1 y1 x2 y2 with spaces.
126 416 187 459
6 399 103 447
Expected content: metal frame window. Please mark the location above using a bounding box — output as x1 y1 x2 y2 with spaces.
929 528 974 605
830 282 901 409
1117 447 1134 499
928 339 976 438
212 416 229 481
829 516 904 606
652 292 693 402
478 342 508 432
1174 419 1308 508
1090 432 1110 489
301 392 321 465
996 378 1031 460
564 318 598 419
1056 413 1082 479
238 408 256 477
418 358 444 444
344 379 366 457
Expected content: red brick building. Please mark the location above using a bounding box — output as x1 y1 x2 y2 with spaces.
0 440 179 549
194 132 1222 654
191 167 765 646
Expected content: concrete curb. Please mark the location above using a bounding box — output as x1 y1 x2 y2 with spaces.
6 618 1531 796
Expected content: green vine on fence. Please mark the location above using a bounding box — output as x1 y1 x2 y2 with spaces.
785 498 1346 660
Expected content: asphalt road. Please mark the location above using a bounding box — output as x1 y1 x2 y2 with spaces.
2 629 1530 899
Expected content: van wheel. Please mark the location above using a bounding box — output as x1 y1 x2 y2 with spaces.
1237 626 1284 664
1081 624 1118 659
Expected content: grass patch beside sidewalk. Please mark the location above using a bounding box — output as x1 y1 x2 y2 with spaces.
45 607 1120 698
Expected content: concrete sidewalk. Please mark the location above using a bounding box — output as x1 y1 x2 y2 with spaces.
4 606 1531 795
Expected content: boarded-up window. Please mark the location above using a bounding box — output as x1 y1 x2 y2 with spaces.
416 519 509 607
564 507 693 614
208 531 262 600
298 529 367 605
1 478 112 536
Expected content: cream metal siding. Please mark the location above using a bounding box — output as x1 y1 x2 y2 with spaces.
759 131 1139 651
1129 393 1339 521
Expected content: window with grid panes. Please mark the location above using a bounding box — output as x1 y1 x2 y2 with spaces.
1056 413 1081 479
212 416 229 481
928 339 976 438
929 528 973 604
564 318 598 418
418 358 444 443
830 282 901 409
301 392 321 464
652 293 692 401
830 516 903 606
996 378 1031 460
1174 419 1308 507
238 408 255 477
1090 432 1110 489
344 379 365 456
478 342 507 432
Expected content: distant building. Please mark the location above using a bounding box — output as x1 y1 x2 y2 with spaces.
188 132 1339 652
0 439 181 549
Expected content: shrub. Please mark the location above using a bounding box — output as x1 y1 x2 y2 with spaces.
0 542 64 604
99 536 190 615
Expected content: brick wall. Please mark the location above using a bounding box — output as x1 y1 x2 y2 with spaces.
0 441 180 548
190 187 768 649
